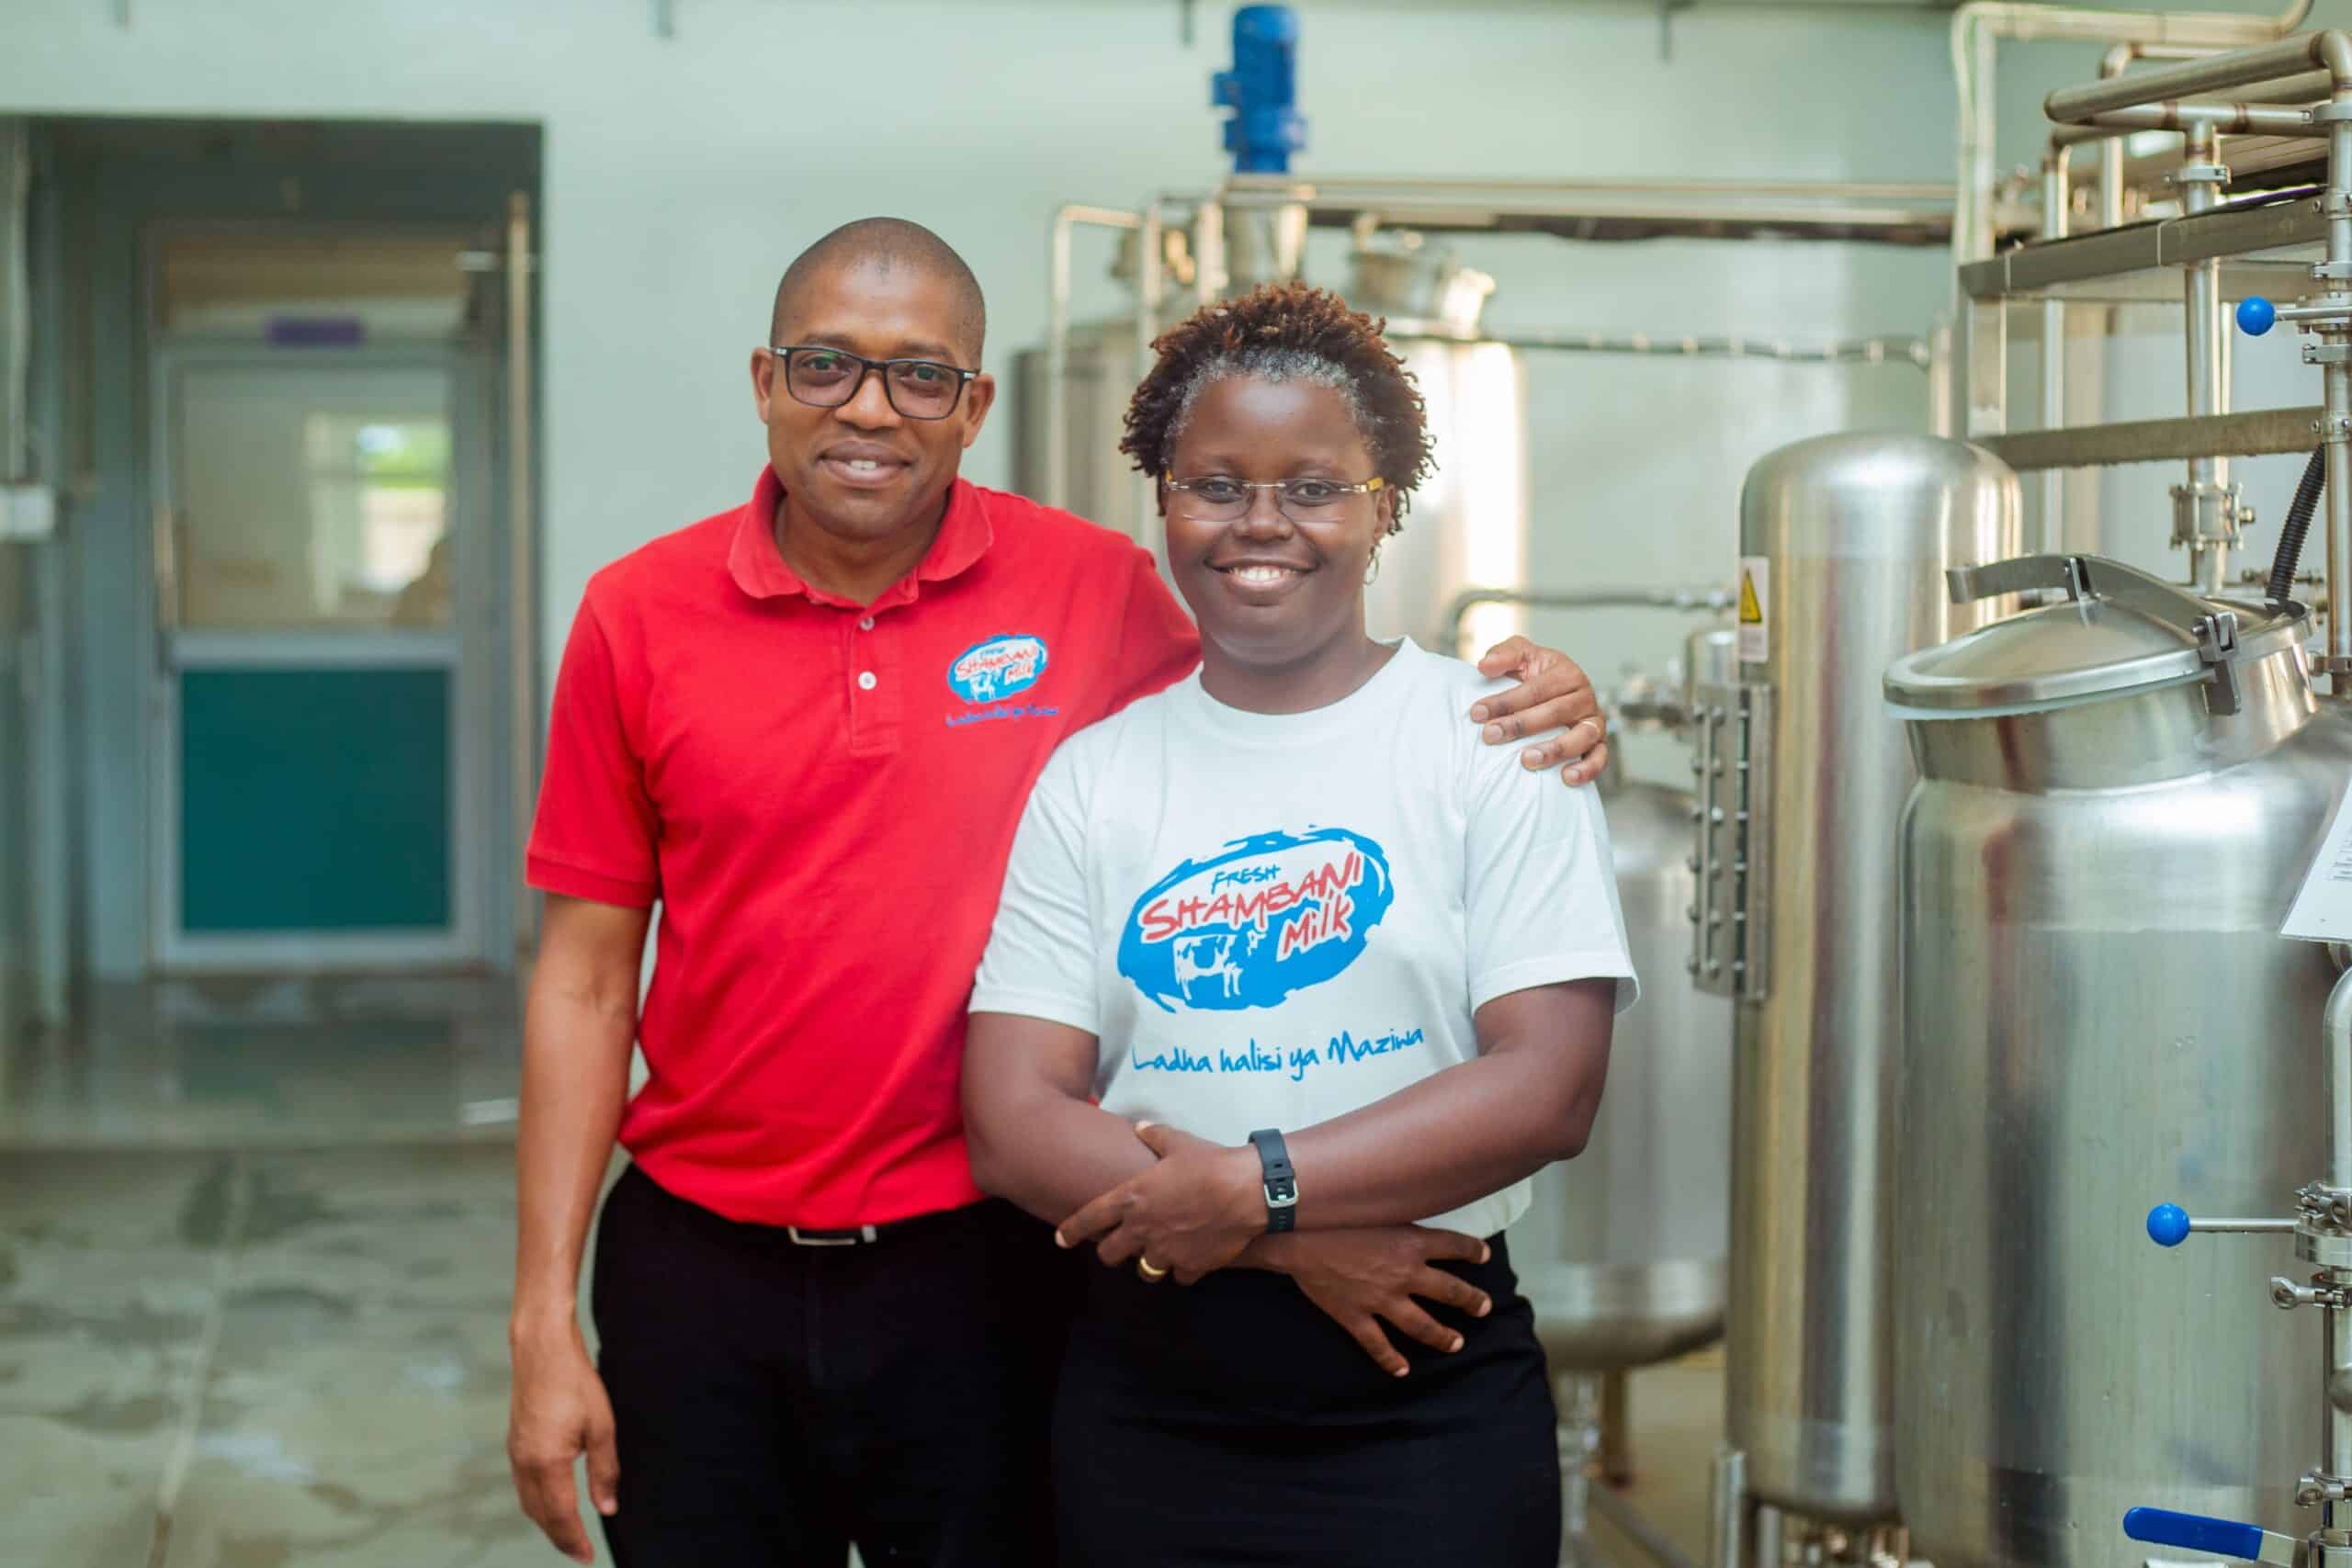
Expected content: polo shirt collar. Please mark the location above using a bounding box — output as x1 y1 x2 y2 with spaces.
728 466 995 610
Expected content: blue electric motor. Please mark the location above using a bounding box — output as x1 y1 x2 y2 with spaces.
1212 5 1306 175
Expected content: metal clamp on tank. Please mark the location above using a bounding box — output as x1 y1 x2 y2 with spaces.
1687 673 1770 1002
2127 971 2352 1568
1944 553 2308 718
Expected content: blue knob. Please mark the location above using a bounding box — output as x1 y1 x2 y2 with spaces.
2238 296 2278 337
2148 1203 2192 1247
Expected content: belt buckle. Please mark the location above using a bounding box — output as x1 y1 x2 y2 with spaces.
786 1224 879 1247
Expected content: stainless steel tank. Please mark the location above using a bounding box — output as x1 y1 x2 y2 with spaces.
1015 312 1150 542
1884 554 2350 1568
1521 633 1734 1371
1712 434 2018 1524
1014 233 1532 652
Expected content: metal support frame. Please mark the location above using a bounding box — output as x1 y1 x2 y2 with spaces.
1951 0 2315 273
1210 173 1997 249
2041 146 2070 551
2012 27 2352 691
1981 405 2325 469
2177 123 2245 592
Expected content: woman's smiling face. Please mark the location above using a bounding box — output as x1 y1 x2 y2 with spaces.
1159 374 1396 672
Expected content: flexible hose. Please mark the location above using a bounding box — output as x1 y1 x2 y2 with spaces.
2268 445 2326 608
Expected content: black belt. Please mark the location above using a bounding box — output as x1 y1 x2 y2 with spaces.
620 1165 1001 1251
782 1202 991 1247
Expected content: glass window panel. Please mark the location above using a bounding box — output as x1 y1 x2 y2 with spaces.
175 364 454 630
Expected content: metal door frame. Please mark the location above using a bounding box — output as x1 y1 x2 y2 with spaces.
144 341 499 972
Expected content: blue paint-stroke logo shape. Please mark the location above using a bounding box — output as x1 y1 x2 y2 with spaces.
947 634 1048 705
1117 828 1394 1013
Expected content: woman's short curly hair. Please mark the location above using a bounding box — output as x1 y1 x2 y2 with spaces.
1118 280 1435 523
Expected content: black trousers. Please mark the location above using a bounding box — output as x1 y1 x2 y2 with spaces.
590 1164 1079 1567
1052 1233 1560 1568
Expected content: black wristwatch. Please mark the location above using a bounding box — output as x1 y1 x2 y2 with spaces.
1248 1128 1299 1235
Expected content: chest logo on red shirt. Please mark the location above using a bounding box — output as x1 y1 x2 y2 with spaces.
948 634 1049 705
1118 829 1395 1013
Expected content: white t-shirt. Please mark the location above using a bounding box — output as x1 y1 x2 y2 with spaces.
969 637 1639 1238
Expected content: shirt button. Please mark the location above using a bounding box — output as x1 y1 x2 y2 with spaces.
858 616 875 631
857 671 877 691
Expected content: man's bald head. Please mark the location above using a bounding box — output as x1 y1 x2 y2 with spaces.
769 217 987 364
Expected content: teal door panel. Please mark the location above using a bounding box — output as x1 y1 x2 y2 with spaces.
179 667 451 932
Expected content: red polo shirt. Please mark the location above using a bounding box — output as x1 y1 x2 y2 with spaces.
527 468 1200 1226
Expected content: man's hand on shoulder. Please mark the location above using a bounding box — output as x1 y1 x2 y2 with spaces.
1471 636 1609 785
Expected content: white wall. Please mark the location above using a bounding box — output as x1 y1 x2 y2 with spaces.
13 0 2342 799
2 0 1965 673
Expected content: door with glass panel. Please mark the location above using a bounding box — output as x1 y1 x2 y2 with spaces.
152 350 491 969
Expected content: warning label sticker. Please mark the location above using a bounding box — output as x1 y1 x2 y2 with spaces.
1736 556 1769 663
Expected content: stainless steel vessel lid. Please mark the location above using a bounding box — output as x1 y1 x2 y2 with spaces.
1883 553 2306 718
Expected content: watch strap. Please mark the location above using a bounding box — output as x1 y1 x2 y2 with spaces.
1248 1128 1299 1234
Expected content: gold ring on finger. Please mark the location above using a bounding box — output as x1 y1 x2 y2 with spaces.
1136 1257 1170 1281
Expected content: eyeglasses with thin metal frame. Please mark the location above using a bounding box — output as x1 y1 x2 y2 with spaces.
1160 472 1387 523
765 344 980 421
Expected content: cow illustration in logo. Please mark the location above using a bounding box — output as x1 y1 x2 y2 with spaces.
1172 932 1247 1005
1118 828 1395 1012
948 634 1048 704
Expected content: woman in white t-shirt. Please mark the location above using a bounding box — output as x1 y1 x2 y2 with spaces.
963 281 1635 1568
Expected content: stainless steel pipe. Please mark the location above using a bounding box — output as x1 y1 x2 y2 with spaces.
1708 1449 1746 1568
2041 153 2068 553
2049 101 2321 146
2183 123 2232 595
1442 585 1732 658
2329 112 2352 690
2327 967 2352 1192
1493 333 1931 367
2328 1303 2352 1540
2046 28 2352 122
1136 197 1168 566
1953 0 2314 265
1045 204 1141 513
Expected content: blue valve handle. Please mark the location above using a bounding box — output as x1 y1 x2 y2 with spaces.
2239 296 2279 337
2124 1507 2302 1567
2148 1203 2192 1247
2125 1507 2264 1560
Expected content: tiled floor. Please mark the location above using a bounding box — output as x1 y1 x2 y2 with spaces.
2 1141 582 1568
1 978 1729 1567
0 976 527 1152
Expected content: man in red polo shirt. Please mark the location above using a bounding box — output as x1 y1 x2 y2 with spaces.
505 219 1611 1567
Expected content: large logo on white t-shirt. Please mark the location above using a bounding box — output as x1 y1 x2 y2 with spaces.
947 633 1048 704
1117 829 1395 1013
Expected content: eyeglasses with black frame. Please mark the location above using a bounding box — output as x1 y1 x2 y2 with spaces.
1160 473 1386 523
766 344 979 421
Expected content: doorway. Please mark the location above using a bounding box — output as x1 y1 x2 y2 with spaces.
31 119 541 987
152 344 495 967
